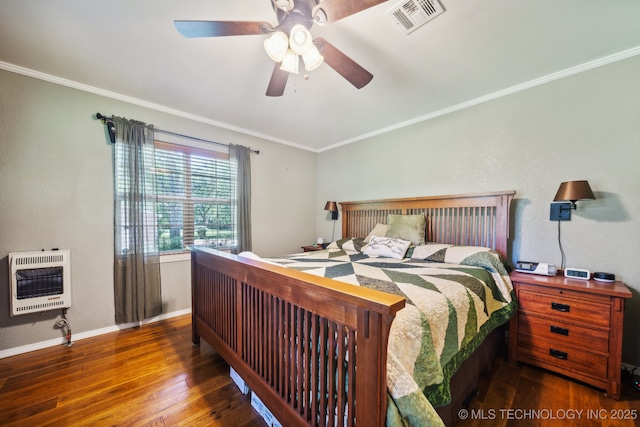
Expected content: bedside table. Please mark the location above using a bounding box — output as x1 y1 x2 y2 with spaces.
508 271 632 399
301 245 324 252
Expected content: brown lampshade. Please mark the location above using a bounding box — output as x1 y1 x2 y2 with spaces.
553 180 595 204
324 201 338 212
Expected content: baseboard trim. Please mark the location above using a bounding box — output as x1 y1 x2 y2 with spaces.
0 308 192 359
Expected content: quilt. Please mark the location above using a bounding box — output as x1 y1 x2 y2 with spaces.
266 238 517 427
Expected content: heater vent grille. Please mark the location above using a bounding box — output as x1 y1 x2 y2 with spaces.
15 300 67 314
14 254 66 266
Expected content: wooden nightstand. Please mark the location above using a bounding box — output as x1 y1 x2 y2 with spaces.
301 245 324 252
508 271 632 399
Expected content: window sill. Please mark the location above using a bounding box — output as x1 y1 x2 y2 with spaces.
160 252 191 263
159 247 235 263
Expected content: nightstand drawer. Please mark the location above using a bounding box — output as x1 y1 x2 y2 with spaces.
517 333 608 379
518 312 609 354
518 288 610 327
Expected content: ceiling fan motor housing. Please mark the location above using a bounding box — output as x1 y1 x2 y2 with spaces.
273 0 316 31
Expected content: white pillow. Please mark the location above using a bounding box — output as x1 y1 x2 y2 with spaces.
363 236 411 260
364 223 388 243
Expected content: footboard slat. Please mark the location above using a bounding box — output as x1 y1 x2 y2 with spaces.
191 248 405 427
311 314 320 425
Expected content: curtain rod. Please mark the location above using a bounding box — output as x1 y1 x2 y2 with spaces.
96 113 259 154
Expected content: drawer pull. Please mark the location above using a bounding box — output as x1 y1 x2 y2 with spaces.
551 302 570 312
549 349 568 360
550 325 569 336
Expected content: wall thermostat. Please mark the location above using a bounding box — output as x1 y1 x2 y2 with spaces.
515 261 557 276
564 267 590 280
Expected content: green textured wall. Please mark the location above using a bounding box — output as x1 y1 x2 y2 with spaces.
317 55 640 366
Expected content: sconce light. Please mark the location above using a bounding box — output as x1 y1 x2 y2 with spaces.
324 201 338 220
550 180 596 221
550 180 595 270
324 201 339 242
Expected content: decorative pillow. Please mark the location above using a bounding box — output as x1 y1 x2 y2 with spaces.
385 214 426 245
364 223 388 243
363 236 411 260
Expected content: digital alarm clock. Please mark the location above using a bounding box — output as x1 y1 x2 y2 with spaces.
515 261 557 276
564 267 590 280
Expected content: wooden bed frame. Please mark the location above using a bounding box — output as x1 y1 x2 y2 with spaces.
191 190 515 426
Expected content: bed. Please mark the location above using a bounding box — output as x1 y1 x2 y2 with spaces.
190 190 516 426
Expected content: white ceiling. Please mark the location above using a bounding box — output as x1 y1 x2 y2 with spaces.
2 0 640 152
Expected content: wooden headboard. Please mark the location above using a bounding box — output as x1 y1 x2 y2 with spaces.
340 190 515 258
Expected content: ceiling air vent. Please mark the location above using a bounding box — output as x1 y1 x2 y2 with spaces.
386 0 445 35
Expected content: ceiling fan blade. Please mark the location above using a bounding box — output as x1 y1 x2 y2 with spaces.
314 38 373 89
266 63 289 97
174 20 274 38
313 0 388 24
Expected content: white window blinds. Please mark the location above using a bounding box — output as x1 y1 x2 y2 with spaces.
154 141 237 252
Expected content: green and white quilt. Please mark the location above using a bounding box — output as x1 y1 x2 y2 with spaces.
267 238 517 427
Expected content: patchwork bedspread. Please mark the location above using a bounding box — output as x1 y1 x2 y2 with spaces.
267 239 517 427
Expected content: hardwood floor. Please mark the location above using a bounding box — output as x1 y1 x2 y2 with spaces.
0 315 267 427
1 314 638 426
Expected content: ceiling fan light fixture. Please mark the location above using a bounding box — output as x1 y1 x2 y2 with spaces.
312 7 328 25
302 44 324 71
272 0 294 12
280 49 299 74
289 24 313 55
264 30 289 62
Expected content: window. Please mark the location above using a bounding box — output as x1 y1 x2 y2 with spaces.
115 141 237 254
154 142 237 252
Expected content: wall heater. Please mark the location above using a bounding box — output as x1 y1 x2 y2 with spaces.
9 250 71 316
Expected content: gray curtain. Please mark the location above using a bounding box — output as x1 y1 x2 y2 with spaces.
112 116 162 323
230 144 252 253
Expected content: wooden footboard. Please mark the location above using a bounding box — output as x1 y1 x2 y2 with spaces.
191 248 405 427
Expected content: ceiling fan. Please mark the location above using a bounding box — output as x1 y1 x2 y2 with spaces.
175 0 386 96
